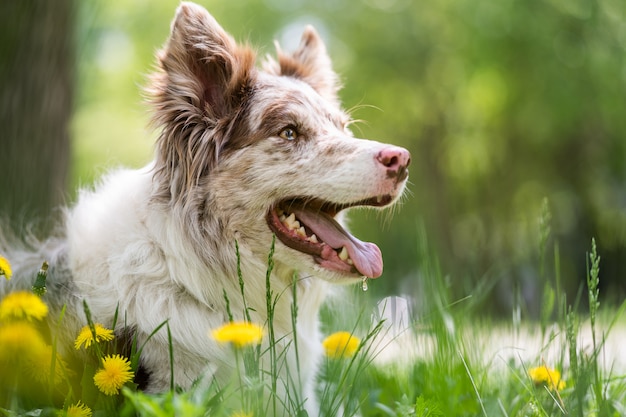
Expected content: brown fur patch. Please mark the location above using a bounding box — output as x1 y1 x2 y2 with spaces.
264 26 341 105
146 3 257 202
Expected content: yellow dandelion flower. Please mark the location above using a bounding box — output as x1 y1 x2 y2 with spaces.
74 323 115 350
0 255 12 280
0 321 47 360
529 365 566 391
211 321 264 348
93 354 134 396
65 401 93 417
24 344 72 385
323 331 360 359
0 290 48 321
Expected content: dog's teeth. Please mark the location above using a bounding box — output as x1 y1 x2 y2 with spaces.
284 213 300 230
279 214 286 222
338 246 349 261
309 234 318 243
277 208 284 216
376 195 383 203
347 259 354 265
296 226 306 237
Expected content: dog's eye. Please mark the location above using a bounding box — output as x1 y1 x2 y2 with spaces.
278 127 298 141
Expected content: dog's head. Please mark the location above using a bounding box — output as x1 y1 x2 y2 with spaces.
148 2 410 284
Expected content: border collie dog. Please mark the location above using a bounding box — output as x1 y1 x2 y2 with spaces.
2 2 409 414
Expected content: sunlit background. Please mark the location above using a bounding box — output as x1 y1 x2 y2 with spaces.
70 0 626 314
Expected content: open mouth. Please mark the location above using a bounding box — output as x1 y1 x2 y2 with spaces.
266 196 394 278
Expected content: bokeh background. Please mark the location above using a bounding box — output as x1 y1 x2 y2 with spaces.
3 0 626 315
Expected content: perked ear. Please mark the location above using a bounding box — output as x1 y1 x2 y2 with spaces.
265 26 341 105
150 2 255 122
147 2 256 200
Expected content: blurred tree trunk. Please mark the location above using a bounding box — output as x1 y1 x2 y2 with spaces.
0 0 73 236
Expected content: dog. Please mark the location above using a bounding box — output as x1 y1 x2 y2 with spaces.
1 2 409 414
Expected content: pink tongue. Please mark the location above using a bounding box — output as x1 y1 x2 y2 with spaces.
292 208 383 278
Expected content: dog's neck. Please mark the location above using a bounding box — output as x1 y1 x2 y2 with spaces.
230 258 329 331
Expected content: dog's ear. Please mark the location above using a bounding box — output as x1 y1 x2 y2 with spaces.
148 3 256 200
266 26 341 105
150 2 255 121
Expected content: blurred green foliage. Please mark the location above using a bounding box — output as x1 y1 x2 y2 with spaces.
72 0 626 311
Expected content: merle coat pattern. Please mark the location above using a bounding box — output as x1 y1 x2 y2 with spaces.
1 3 410 414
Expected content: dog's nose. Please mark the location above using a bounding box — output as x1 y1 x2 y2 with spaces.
376 146 411 179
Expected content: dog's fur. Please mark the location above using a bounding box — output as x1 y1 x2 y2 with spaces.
1 3 409 414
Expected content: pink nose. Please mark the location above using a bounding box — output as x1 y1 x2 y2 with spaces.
376 146 411 180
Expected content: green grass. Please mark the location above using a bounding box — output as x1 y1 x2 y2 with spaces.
1 231 626 416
